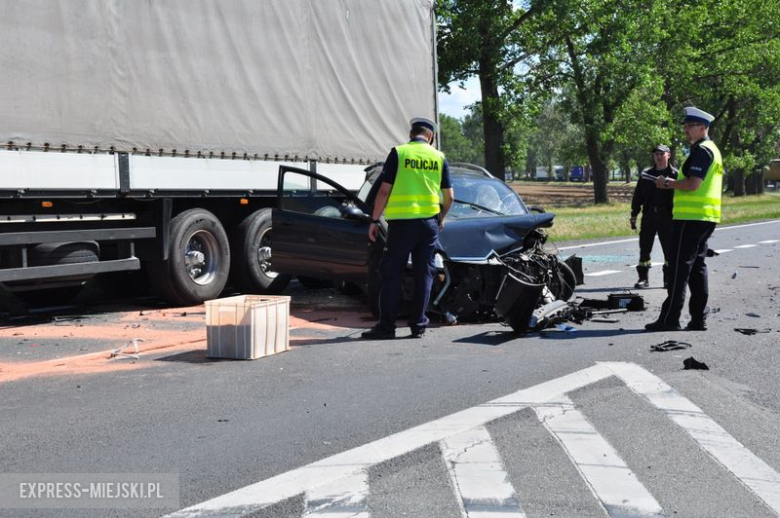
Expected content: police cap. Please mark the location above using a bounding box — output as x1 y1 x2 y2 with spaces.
683 107 715 126
653 144 670 153
410 117 438 133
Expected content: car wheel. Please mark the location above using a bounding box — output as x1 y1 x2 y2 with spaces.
231 208 291 294
148 208 230 305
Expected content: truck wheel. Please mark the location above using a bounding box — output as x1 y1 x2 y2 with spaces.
11 242 99 307
149 208 230 305
231 208 291 294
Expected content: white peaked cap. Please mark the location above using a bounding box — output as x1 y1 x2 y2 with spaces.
683 107 715 126
410 117 438 133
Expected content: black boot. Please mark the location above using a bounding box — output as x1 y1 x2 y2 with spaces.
662 264 669 289
634 265 649 289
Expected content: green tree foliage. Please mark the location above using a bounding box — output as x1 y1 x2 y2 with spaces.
439 113 483 164
658 0 780 196
437 0 780 201
437 0 538 180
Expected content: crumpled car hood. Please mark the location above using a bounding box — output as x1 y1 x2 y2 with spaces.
437 213 555 261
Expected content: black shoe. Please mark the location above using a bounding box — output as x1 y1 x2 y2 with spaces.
361 326 396 340
634 279 649 289
410 329 426 339
685 321 707 331
644 320 681 332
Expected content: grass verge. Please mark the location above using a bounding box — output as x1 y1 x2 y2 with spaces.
547 192 780 242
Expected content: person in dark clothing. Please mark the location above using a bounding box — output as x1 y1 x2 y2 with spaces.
361 117 454 340
630 144 677 288
645 107 723 332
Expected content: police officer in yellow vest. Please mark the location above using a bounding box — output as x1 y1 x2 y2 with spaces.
362 117 454 339
645 107 723 332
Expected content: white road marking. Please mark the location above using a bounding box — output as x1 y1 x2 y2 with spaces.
534 396 664 517
759 240 779 244
442 425 525 518
303 470 369 518
560 238 637 251
714 249 732 254
558 220 779 252
734 244 758 249
584 270 622 277
166 364 613 517
167 362 780 517
603 362 780 514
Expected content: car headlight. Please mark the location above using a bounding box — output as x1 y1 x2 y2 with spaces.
434 253 444 269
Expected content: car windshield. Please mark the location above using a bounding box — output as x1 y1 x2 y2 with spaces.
357 163 528 218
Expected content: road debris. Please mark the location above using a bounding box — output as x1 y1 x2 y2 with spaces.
109 338 144 360
591 317 619 323
734 328 772 336
746 312 761 318
651 340 691 352
683 357 709 370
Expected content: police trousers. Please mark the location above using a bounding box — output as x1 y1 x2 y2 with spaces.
377 217 439 333
639 207 672 265
657 220 716 325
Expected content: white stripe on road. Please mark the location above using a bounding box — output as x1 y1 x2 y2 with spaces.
534 397 664 518
442 426 525 518
603 362 780 514
584 270 622 277
558 220 779 252
759 240 779 244
303 470 369 518
733 244 758 249
166 364 614 517
714 249 732 254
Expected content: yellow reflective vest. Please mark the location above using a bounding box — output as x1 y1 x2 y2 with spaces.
384 141 444 220
673 140 723 223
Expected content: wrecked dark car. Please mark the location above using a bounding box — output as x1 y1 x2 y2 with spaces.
269 163 576 332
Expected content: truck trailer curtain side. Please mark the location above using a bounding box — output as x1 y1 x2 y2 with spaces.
0 0 436 164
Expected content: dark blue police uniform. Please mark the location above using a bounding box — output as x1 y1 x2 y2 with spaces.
375 137 452 336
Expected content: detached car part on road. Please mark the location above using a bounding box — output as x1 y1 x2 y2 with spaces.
270 163 576 333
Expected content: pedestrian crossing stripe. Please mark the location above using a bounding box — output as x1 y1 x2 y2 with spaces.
166 362 780 517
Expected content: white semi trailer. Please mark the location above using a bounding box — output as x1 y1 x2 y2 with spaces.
0 0 438 307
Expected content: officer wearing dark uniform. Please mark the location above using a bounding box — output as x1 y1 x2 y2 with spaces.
646 107 723 332
630 144 677 288
362 117 454 339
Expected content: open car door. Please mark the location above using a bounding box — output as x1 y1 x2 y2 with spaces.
271 166 374 284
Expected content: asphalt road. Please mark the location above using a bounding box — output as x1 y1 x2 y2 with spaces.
0 219 778 518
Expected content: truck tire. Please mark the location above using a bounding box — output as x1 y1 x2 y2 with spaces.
12 242 99 307
231 208 291 294
149 208 230 305
28 242 99 271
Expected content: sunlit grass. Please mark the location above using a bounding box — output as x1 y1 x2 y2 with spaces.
546 192 780 242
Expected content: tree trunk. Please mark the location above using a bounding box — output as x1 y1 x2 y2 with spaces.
745 172 763 195
479 67 505 181
732 169 745 197
584 131 609 204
